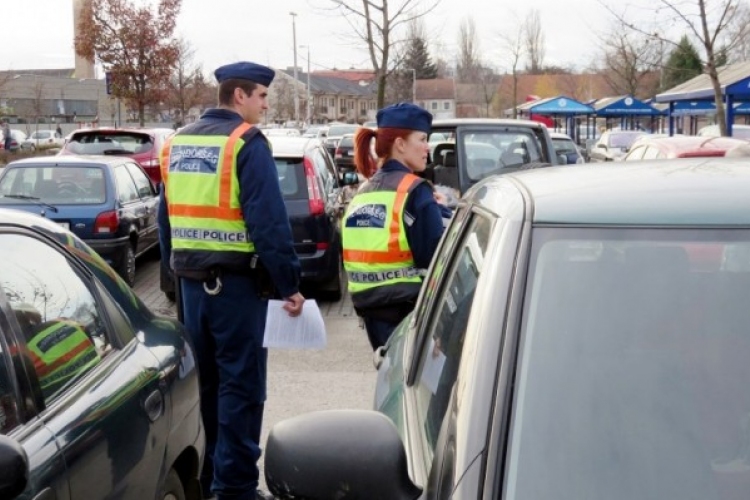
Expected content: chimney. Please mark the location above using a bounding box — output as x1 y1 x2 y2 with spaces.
73 0 96 79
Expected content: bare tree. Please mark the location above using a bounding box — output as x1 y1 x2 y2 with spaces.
498 22 525 118
597 25 660 97
165 38 209 126
725 1 750 62
601 0 747 136
457 17 482 82
327 0 438 108
524 9 545 74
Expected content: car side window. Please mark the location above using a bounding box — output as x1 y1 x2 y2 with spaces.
114 165 140 203
0 233 112 407
625 145 646 161
125 163 154 198
0 327 20 434
414 215 491 454
641 146 661 160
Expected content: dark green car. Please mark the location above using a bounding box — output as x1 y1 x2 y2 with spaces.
265 159 750 499
0 209 204 500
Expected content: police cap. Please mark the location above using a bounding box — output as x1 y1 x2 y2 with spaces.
214 62 275 87
376 102 432 134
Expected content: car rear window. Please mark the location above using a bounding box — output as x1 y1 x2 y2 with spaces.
275 159 306 200
327 125 359 137
0 166 106 204
65 132 154 156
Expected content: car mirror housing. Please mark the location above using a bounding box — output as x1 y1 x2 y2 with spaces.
0 435 29 499
265 410 422 500
341 171 360 186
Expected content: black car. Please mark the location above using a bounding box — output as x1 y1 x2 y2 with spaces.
0 209 204 500
0 156 160 286
323 123 360 158
270 136 356 301
333 133 356 173
265 159 750 500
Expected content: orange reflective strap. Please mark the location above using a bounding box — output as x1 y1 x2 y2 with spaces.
388 174 421 253
160 136 173 185
220 123 252 209
343 248 413 264
167 205 242 219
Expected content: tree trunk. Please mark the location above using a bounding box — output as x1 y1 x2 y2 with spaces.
512 70 518 119
377 72 387 109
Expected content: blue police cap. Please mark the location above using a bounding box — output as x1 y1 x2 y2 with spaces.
214 62 275 87
376 102 432 134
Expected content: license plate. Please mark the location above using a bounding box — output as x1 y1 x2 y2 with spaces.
57 222 70 230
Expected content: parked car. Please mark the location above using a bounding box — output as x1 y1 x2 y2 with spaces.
323 123 360 157
0 155 160 286
269 136 357 300
0 208 204 500
58 128 174 185
22 129 65 151
588 130 647 162
333 133 356 172
0 129 31 152
302 125 328 139
550 131 585 164
425 118 560 195
265 128 302 137
265 158 750 500
698 123 750 140
623 135 750 161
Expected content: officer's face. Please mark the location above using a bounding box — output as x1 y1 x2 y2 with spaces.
395 131 429 173
237 86 269 124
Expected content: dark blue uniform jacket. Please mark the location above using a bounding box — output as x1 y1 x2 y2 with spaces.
158 108 301 298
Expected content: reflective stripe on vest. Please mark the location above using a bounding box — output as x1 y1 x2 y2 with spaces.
163 123 257 253
342 172 423 296
27 320 100 392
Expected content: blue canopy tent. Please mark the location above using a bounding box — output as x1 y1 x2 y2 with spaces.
516 96 595 143
654 61 750 136
592 95 664 132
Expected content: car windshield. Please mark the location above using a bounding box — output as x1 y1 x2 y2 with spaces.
552 137 577 154
328 125 359 137
461 130 543 180
505 226 750 500
607 132 642 149
0 166 106 204
66 132 153 155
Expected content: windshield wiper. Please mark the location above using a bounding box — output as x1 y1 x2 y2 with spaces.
2 194 59 213
102 149 131 155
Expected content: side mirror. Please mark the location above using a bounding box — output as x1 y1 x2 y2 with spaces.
341 171 360 186
265 410 421 500
596 143 607 149
0 435 29 499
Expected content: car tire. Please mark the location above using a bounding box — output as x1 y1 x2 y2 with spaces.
161 468 186 500
117 245 136 287
165 291 176 302
320 261 343 302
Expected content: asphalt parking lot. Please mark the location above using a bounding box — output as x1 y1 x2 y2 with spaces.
132 256 375 491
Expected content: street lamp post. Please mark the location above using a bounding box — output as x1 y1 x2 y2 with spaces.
290 12 300 126
411 68 417 104
300 45 312 124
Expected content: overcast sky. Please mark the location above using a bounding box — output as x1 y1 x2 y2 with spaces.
6 0 638 78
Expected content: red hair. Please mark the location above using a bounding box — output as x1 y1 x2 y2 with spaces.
353 127 414 179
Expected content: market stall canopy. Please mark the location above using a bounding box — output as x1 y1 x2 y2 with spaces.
593 95 664 116
516 96 595 115
654 61 750 103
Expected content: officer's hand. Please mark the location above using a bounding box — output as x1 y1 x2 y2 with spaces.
283 292 305 317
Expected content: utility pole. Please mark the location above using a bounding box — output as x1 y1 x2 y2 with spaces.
300 45 312 124
290 12 299 126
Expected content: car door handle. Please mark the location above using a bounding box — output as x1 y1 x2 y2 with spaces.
143 389 164 422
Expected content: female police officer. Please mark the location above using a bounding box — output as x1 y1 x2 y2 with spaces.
342 102 446 351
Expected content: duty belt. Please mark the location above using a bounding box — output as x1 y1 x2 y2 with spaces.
347 266 425 284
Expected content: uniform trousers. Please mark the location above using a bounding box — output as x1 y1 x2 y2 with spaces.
181 273 268 500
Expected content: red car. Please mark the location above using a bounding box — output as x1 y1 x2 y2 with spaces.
623 135 749 161
58 127 174 184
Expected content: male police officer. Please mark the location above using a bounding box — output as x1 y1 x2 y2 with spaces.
158 61 304 500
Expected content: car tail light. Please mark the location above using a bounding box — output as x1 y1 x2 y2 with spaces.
94 210 119 234
141 158 160 167
317 242 329 250
303 156 325 216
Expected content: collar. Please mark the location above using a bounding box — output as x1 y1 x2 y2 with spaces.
200 108 244 121
380 159 411 173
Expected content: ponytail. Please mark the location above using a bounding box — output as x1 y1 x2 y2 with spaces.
354 127 378 179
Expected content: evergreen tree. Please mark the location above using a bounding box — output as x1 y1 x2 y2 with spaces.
662 36 703 90
403 36 438 79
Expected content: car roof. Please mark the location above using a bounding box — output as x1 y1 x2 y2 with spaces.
467 159 750 226
267 136 321 156
5 154 132 168
634 136 748 157
432 118 546 129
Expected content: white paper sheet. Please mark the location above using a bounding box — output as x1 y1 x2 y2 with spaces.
263 299 327 349
420 337 447 394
